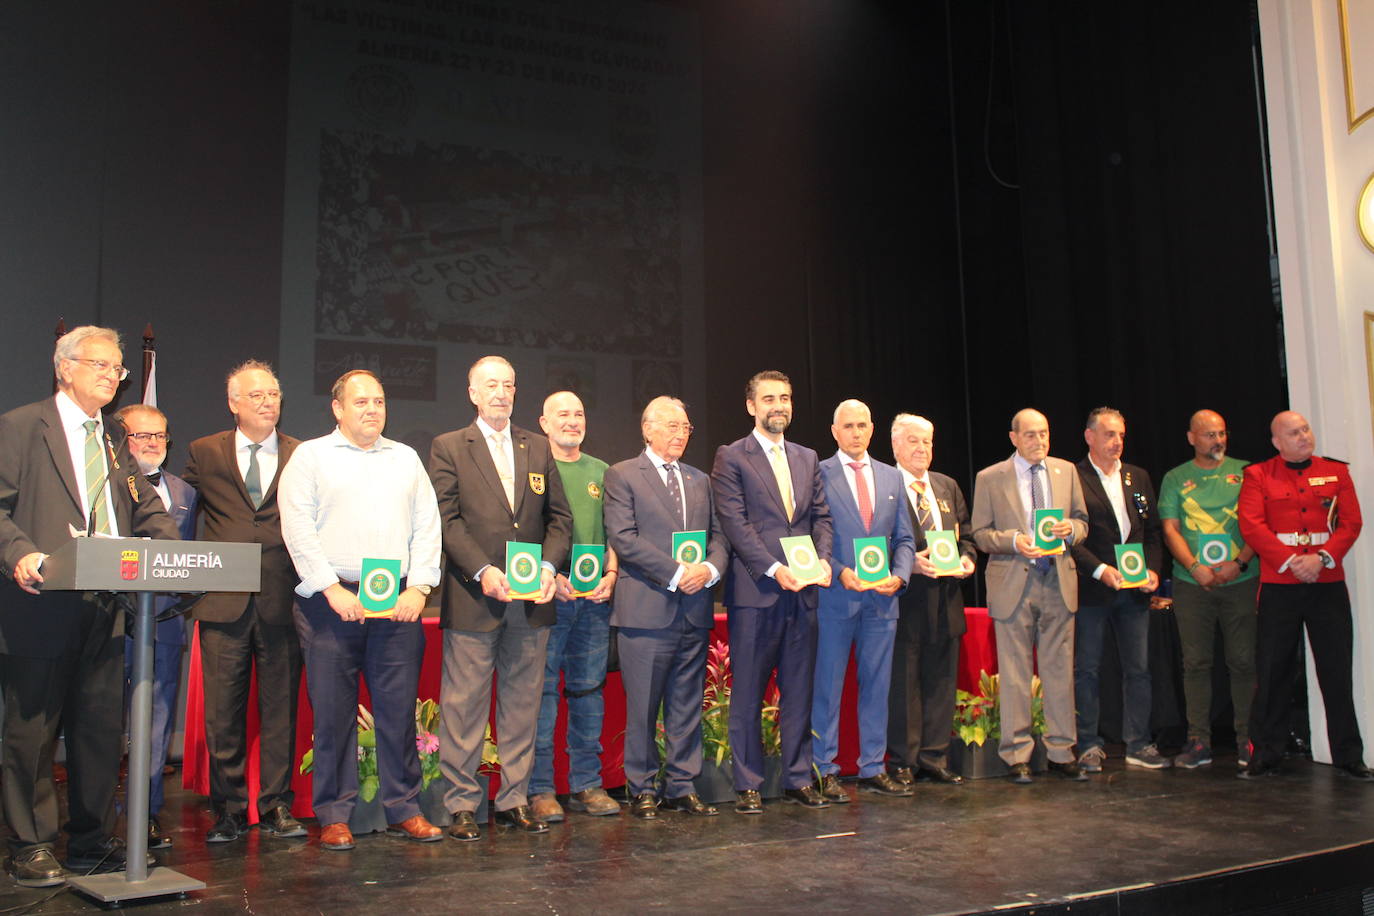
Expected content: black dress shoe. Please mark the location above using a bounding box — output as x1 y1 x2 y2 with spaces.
7 847 64 888
890 766 915 787
735 789 763 814
1007 762 1033 784
1048 760 1088 782
260 804 307 838
206 810 248 843
781 784 830 808
1340 762 1374 780
816 773 851 803
1237 761 1282 780
147 817 171 850
494 805 549 833
664 793 718 816
916 765 965 785
446 811 481 842
630 792 659 819
65 836 153 873
858 772 914 797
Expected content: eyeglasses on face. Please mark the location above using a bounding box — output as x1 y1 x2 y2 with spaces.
238 390 283 405
69 358 129 381
127 432 169 443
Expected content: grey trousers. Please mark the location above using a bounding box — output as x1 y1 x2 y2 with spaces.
439 603 550 815
994 571 1077 765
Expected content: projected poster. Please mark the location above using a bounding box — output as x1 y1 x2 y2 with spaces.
279 0 703 461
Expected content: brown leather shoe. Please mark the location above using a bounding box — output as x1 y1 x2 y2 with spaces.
320 822 355 851
386 814 442 842
530 792 565 823
567 787 620 816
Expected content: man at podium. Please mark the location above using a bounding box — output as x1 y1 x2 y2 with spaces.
0 326 178 887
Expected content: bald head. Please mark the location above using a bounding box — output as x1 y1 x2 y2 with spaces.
539 390 585 453
1270 410 1315 463
1186 409 1228 464
1009 409 1049 462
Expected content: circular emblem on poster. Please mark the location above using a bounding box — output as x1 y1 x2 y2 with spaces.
1198 539 1229 566
347 64 417 131
675 540 702 564
509 552 539 589
1036 516 1058 542
929 537 958 567
857 545 886 576
575 553 602 582
363 568 397 604
1119 550 1145 578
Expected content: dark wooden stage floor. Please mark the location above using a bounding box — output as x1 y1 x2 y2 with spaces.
7 749 1374 915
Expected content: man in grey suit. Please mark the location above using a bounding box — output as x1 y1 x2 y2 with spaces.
603 396 728 818
971 408 1089 783
429 356 573 841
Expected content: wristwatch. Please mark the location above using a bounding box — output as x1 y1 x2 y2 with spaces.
1235 559 1249 573
412 584 432 597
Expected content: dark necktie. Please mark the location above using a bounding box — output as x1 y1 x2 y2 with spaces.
146 471 162 487
1030 463 1050 574
663 463 685 527
911 479 935 532
245 443 264 509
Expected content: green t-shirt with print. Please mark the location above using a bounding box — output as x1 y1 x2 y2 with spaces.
553 453 608 561
1157 455 1258 586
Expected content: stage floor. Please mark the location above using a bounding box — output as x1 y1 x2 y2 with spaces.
7 749 1374 914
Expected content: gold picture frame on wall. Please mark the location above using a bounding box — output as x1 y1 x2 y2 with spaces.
1340 0 1374 131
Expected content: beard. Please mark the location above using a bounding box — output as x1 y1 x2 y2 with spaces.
762 411 790 434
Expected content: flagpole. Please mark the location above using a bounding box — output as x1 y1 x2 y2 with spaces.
142 323 157 406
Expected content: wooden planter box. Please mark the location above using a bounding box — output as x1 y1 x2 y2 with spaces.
948 736 1048 780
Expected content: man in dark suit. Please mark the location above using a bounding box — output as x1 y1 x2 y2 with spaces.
711 370 834 814
0 326 178 886
972 408 1089 784
429 356 572 841
885 414 976 787
114 404 198 849
604 396 729 818
1071 408 1165 773
181 360 305 843
812 400 914 801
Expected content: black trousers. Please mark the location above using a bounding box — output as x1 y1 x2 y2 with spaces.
1250 581 1364 768
199 598 302 816
887 601 959 771
1 598 123 855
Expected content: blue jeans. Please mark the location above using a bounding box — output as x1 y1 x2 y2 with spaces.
1074 591 1152 753
531 598 611 795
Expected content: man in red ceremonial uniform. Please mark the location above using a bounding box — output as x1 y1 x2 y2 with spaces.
1237 411 1372 780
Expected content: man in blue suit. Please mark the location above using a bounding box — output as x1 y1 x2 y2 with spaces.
115 404 198 850
604 396 728 818
711 370 834 814
813 400 915 800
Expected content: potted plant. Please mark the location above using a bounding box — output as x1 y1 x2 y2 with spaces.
300 699 499 832
948 670 1048 779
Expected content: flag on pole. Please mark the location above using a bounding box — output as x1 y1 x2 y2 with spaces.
142 350 157 407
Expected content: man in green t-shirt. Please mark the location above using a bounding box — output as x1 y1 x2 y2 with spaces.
529 391 621 822
1158 409 1259 769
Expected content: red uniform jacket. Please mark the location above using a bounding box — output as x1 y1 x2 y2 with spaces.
1237 454 1362 584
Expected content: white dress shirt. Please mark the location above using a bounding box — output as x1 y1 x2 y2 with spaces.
54 390 121 536
752 429 790 578
899 466 944 531
1089 457 1131 579
235 427 280 491
645 446 720 590
835 450 876 522
278 428 442 598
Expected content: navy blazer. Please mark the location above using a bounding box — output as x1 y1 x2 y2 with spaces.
604 452 729 630
816 454 915 621
710 433 833 610
153 471 198 645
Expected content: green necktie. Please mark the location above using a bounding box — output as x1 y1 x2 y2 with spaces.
83 420 111 534
245 443 264 509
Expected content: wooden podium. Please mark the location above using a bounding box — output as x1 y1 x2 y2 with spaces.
41 537 261 904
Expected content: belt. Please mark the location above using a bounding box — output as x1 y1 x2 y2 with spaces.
1276 531 1329 547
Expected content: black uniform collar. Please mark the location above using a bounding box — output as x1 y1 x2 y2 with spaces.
1284 458 1312 471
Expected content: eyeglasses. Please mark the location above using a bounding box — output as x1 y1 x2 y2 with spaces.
127 432 170 443
238 390 283 405
69 358 129 381
661 422 694 435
